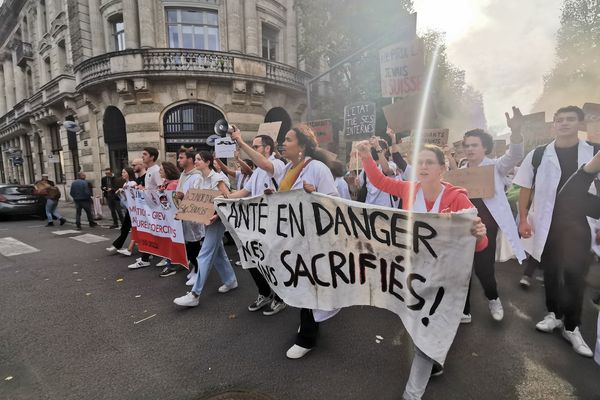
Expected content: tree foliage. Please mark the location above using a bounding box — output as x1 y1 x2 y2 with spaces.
534 0 600 113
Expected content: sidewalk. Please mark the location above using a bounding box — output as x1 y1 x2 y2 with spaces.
57 200 121 228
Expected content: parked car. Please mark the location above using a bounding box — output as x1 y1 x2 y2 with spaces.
0 184 46 218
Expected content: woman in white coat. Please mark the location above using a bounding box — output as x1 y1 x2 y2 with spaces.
275 124 340 360
460 108 526 322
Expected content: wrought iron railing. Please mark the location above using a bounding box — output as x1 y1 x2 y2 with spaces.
75 49 310 90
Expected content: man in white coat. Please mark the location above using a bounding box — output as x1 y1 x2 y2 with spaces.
514 105 595 357
460 108 526 323
229 129 288 316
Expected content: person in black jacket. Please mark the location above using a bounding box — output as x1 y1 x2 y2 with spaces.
70 172 97 230
545 150 600 357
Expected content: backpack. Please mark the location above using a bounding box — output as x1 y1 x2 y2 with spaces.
357 172 368 202
47 185 61 200
528 142 600 208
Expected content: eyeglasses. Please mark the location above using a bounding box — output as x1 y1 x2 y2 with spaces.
252 145 264 150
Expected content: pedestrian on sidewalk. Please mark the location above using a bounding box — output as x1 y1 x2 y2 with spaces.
69 172 97 230
102 167 125 228
35 174 66 226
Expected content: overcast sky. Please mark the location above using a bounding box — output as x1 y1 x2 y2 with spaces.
413 0 562 133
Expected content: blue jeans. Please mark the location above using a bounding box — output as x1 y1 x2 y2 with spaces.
45 199 62 223
192 220 236 295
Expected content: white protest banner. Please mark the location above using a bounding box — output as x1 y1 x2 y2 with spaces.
215 136 237 158
176 189 221 225
344 102 376 137
125 188 188 267
444 165 495 199
258 121 283 142
215 191 477 364
379 38 424 98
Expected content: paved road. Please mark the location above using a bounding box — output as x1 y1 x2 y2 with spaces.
0 218 599 400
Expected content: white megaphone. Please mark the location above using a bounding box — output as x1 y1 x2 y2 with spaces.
214 118 233 137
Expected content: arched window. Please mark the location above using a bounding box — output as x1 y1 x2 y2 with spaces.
103 106 128 171
163 103 224 152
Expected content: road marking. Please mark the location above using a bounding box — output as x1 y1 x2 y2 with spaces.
508 301 532 321
134 314 157 325
70 234 109 244
26 225 46 228
52 230 81 235
0 237 40 256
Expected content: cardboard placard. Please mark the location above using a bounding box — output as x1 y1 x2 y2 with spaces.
379 38 424 98
258 121 283 142
347 141 363 171
344 102 376 136
175 189 221 225
444 165 495 199
383 95 420 133
422 128 449 146
215 137 237 158
587 121 600 144
308 119 334 146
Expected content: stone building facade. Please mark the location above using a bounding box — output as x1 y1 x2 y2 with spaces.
0 0 308 194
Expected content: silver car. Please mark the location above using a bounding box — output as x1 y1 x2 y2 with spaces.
0 184 46 218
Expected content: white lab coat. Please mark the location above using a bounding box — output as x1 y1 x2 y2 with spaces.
513 139 597 261
359 160 399 207
463 143 526 263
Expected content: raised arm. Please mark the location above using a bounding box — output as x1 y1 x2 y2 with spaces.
231 127 275 175
215 158 237 178
357 140 410 199
496 107 525 176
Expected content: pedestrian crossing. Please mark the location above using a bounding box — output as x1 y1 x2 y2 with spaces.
0 237 40 257
0 230 109 257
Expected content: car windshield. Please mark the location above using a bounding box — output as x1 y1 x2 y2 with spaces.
0 186 35 195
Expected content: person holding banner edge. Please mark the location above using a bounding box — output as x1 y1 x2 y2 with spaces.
228 129 288 316
357 141 488 400
173 151 238 307
460 108 526 323
271 124 340 360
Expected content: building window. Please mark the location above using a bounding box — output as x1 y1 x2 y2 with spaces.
111 16 125 51
36 134 45 176
57 40 67 73
262 24 279 61
49 124 64 183
43 57 52 82
166 8 219 50
40 0 48 34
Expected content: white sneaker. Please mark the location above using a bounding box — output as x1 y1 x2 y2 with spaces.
286 344 312 359
117 248 132 256
128 260 151 269
562 327 593 357
173 292 199 307
519 275 531 288
489 298 504 321
106 246 118 254
248 294 272 312
186 270 193 280
185 272 197 286
460 313 472 324
218 280 238 293
156 258 168 267
263 299 287 316
536 312 563 333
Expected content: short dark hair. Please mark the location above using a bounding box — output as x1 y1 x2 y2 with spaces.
554 106 585 122
330 160 345 178
256 135 276 155
421 144 446 165
198 151 215 170
161 161 180 180
464 129 494 155
104 167 111 172
178 146 196 160
143 147 159 161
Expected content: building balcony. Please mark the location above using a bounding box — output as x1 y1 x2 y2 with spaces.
16 41 33 68
74 48 311 93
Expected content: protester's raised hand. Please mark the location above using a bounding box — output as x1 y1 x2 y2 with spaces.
303 181 316 194
519 220 533 238
505 106 524 133
386 127 397 144
231 128 242 142
356 140 372 158
208 214 218 225
369 136 382 151
470 217 487 242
